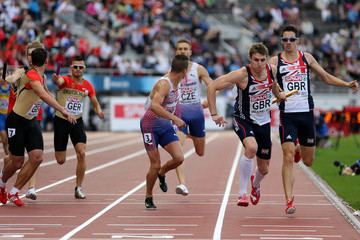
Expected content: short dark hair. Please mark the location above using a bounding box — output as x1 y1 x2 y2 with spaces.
31 48 47 67
281 25 298 37
73 55 84 62
171 55 188 73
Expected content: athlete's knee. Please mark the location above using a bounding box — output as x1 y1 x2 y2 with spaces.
302 155 314 167
195 148 204 157
29 155 43 166
56 156 66 165
11 157 25 170
76 149 86 161
245 145 257 158
173 154 184 166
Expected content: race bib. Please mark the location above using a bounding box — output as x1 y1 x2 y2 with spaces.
250 93 271 114
65 98 83 115
26 101 41 117
143 133 153 145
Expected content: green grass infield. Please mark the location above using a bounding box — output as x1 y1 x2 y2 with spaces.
312 135 360 210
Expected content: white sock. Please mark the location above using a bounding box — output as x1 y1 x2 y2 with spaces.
253 168 265 189
239 155 253 196
0 174 5 188
10 187 20 195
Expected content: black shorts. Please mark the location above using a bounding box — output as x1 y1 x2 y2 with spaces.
54 116 86 151
279 111 316 146
232 117 272 160
6 111 43 156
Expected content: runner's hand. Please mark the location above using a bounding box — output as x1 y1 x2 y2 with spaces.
348 80 359 93
201 100 209 109
211 114 227 127
173 117 185 129
98 111 105 119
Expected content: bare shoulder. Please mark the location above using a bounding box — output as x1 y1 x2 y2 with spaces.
269 55 279 65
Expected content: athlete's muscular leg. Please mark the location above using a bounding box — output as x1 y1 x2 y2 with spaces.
191 136 205 157
300 146 315 167
1 154 25 183
14 149 43 190
0 131 9 155
256 157 269 176
55 151 67 165
146 149 161 197
175 131 187 185
159 141 184 176
74 143 86 187
281 142 295 201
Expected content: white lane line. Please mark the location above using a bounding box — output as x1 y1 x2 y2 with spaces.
241 225 333 228
245 217 330 220
298 162 360 232
0 224 61 226
213 142 242 240
41 133 132 154
0 228 34 231
0 216 75 218
264 229 317 232
0 233 45 235
108 224 198 227
59 134 219 240
260 238 323 240
40 138 141 167
117 216 203 218
34 149 146 194
124 229 176 231
0 235 24 238
241 234 341 238
112 236 174 239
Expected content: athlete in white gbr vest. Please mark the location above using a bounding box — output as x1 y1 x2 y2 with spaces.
208 43 286 207
173 39 213 196
269 25 359 214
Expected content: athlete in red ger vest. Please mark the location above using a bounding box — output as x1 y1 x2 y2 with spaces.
52 55 104 200
208 43 286 208
0 48 75 207
269 25 359 214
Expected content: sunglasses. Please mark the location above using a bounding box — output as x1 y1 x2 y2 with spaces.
281 37 297 42
72 65 85 70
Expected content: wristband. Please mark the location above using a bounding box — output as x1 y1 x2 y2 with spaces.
211 113 217 116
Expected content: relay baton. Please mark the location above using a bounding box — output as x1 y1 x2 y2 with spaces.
272 89 299 104
56 62 61 75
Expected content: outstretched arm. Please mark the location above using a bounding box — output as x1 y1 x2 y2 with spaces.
305 52 359 92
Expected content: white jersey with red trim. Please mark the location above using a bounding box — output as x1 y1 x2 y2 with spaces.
179 62 201 105
276 51 314 112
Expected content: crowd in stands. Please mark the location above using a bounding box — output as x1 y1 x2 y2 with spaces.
0 0 359 83
228 0 360 82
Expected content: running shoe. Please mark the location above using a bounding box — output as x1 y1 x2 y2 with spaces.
8 192 24 207
157 173 168 192
294 150 301 163
75 187 86 199
0 187 7 204
145 196 157 209
175 184 189 196
250 175 260 205
237 194 249 207
26 188 37 200
285 196 296 214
